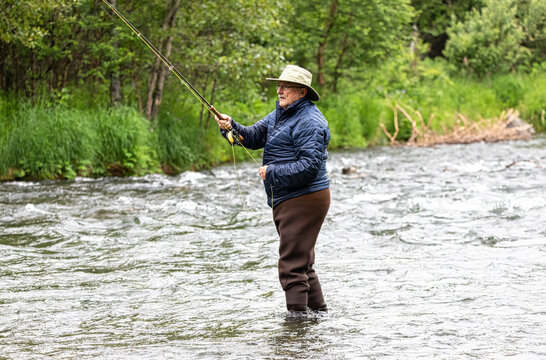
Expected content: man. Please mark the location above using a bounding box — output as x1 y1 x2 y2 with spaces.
215 65 330 314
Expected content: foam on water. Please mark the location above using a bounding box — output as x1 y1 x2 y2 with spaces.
1 137 546 359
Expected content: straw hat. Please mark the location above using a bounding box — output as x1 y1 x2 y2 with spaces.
266 65 320 101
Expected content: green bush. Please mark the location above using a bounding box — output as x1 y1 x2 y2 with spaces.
92 107 158 176
445 0 531 76
0 101 159 180
1 104 97 179
321 90 388 147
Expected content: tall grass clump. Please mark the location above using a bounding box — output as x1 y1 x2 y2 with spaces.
92 107 158 176
406 76 503 131
518 67 546 132
155 105 209 173
157 96 270 171
0 100 159 180
1 103 97 179
320 89 388 148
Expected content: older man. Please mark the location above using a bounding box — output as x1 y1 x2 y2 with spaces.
215 65 330 315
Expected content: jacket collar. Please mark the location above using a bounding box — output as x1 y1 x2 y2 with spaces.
275 98 309 116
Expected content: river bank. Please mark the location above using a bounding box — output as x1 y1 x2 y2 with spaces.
1 72 545 181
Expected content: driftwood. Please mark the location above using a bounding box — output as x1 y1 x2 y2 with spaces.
381 105 535 147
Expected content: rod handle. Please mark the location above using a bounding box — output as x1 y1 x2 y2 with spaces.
209 105 223 120
210 105 244 142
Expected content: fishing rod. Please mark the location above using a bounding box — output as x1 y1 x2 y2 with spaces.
101 0 243 145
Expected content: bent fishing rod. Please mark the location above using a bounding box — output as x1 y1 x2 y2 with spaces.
101 0 243 145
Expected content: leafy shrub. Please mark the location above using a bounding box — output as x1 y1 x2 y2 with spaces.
92 107 158 175
519 69 546 131
1 105 97 179
445 0 531 76
321 90 388 147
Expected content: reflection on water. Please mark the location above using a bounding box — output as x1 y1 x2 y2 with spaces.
1 137 546 359
269 316 324 359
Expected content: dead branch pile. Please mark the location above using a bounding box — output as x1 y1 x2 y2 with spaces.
380 105 535 147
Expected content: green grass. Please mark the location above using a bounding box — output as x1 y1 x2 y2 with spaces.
321 91 388 148
332 68 546 143
0 100 158 180
1 65 545 181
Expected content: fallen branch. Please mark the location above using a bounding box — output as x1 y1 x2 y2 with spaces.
380 105 400 145
382 104 535 147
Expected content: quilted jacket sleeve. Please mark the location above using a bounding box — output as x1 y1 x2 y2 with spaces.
220 111 274 150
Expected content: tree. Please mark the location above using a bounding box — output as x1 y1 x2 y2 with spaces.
518 0 546 63
145 0 181 120
158 0 289 122
0 0 87 94
0 0 289 120
288 0 415 93
444 0 535 76
411 0 485 58
108 0 122 106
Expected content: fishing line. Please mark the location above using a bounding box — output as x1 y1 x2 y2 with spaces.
100 0 259 164
231 145 251 212
101 0 265 208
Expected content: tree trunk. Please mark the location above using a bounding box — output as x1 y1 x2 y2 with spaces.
332 16 351 94
0 42 6 91
146 0 181 121
132 60 143 113
109 0 122 106
317 0 338 88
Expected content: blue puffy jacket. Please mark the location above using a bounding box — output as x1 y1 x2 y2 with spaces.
224 98 330 208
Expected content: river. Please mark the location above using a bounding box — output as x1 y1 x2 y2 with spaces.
1 137 545 359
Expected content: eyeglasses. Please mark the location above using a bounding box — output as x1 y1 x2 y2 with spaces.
277 83 304 91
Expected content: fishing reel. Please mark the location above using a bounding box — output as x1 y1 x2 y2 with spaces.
226 129 243 146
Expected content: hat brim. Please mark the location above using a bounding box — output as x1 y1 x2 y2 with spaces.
266 77 320 101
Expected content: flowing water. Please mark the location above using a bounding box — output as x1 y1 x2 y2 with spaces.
1 137 546 359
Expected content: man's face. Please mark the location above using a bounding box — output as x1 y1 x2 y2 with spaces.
277 82 307 109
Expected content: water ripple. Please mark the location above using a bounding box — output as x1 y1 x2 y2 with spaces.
1 137 546 359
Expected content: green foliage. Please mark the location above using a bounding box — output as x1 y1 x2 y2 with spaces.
1 103 97 179
412 0 484 37
321 90 387 148
1 1 65 47
1 1 97 93
411 0 485 56
333 54 545 144
444 0 542 76
364 44 452 94
0 101 158 180
93 107 159 175
1 0 546 181
518 0 546 63
286 0 415 91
